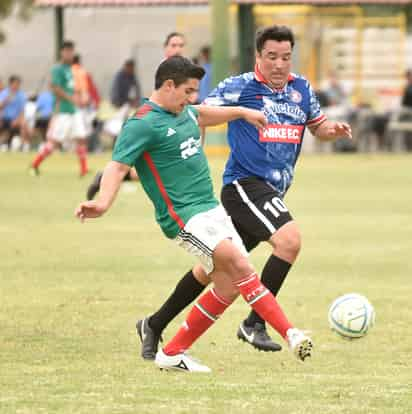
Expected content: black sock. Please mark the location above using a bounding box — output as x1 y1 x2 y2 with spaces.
148 270 206 335
244 255 292 327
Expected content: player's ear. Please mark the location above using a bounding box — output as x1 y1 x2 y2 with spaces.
163 79 175 91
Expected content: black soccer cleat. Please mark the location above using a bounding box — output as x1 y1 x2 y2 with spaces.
237 321 282 352
136 317 163 361
86 171 103 200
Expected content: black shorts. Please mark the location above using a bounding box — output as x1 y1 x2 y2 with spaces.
221 177 293 252
35 118 50 131
0 119 19 135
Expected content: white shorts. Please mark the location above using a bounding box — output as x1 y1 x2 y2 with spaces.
47 112 87 142
174 204 248 275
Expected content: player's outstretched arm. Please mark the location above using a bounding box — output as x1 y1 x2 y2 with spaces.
75 161 129 222
310 120 352 141
195 105 267 129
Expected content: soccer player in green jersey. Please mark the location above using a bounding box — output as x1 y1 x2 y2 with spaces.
76 56 312 372
30 41 89 176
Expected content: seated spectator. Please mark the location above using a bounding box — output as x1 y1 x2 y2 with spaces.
402 69 412 108
401 69 412 150
322 71 347 107
24 90 54 148
0 75 29 151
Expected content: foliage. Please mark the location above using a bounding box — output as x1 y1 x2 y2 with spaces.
0 0 34 42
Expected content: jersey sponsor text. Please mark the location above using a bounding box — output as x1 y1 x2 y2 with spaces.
259 124 304 144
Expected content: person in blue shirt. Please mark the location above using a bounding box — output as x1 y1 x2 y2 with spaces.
198 46 212 103
0 75 28 149
35 90 54 138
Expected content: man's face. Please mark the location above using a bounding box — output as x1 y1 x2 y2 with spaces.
10 80 21 92
166 78 199 114
125 63 135 75
61 47 74 64
256 40 292 89
164 35 185 58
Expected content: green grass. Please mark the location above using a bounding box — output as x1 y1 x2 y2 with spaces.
1 152 411 414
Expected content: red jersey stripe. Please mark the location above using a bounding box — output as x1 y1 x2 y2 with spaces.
143 152 185 230
134 103 153 119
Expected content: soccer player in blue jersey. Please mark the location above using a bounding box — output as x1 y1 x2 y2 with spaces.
137 25 352 359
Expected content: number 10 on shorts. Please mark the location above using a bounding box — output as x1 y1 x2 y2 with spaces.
263 197 288 218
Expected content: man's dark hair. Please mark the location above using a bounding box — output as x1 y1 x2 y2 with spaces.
164 32 185 47
200 46 211 60
154 56 205 89
124 59 135 67
9 75 21 84
255 25 295 53
61 40 75 50
73 54 81 64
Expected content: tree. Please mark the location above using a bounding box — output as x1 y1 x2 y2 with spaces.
0 0 34 43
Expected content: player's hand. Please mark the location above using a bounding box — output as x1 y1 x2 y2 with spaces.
75 200 107 222
242 108 268 129
328 122 352 139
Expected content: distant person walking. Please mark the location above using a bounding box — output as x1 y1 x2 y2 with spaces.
30 41 89 176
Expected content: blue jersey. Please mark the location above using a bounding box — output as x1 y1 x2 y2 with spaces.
205 66 326 195
0 88 27 121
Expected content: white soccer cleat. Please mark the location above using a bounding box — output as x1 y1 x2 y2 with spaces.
286 328 313 362
155 349 211 373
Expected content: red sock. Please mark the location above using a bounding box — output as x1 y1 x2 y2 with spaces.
236 273 293 339
32 142 54 168
76 144 88 176
163 288 232 356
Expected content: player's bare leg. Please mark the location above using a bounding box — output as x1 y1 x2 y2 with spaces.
156 239 312 372
239 221 301 351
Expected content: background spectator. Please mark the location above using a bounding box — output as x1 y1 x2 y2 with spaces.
198 46 212 103
0 75 29 151
110 59 141 109
401 69 412 108
163 32 185 59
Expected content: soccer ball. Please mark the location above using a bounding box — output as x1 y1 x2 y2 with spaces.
328 293 375 339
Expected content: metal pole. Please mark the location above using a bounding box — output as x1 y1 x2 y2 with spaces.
211 0 230 87
238 4 255 73
55 6 64 61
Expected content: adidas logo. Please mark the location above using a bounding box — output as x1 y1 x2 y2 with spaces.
167 128 176 137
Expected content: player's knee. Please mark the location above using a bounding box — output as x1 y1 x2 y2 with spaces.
227 255 254 280
275 226 301 260
193 264 211 286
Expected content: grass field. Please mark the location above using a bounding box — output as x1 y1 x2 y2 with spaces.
1 152 411 414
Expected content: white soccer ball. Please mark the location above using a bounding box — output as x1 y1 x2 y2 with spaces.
328 293 375 339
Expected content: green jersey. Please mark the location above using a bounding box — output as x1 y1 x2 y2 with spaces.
112 100 218 239
51 63 75 114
